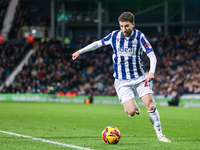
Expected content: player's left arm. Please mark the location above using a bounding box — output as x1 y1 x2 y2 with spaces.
146 52 157 82
140 33 157 82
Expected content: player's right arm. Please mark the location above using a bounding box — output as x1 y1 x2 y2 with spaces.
72 51 80 60
72 32 113 60
72 40 103 60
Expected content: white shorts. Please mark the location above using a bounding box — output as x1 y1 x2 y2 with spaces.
114 74 153 104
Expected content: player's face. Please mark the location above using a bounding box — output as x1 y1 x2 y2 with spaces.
119 21 135 37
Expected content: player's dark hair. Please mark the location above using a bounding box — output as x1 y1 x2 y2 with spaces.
118 12 135 23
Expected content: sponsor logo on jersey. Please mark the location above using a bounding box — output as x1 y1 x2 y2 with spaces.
117 47 135 56
118 47 134 53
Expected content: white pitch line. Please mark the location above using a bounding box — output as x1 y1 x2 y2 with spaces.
0 130 93 150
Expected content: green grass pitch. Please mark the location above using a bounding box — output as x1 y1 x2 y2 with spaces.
0 101 199 150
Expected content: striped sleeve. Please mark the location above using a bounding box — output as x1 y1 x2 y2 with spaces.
101 32 112 46
140 34 153 54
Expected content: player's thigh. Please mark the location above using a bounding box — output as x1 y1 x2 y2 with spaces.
114 80 136 113
123 98 136 112
135 80 154 110
115 85 135 103
117 87 136 112
140 93 154 110
135 80 153 98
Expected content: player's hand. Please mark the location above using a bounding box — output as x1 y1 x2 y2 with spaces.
72 51 80 60
147 72 154 82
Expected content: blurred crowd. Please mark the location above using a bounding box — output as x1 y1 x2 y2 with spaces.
149 30 200 95
0 41 30 87
0 37 116 96
0 0 200 96
0 29 200 97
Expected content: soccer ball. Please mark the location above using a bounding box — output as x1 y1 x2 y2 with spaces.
102 126 121 144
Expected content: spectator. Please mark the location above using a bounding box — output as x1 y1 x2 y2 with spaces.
0 34 3 44
26 34 34 43
1 29 200 97
168 90 180 106
64 36 71 46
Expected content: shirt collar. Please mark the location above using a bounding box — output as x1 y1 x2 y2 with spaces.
121 28 136 40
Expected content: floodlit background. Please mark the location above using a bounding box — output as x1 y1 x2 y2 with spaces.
0 0 200 100
0 0 200 149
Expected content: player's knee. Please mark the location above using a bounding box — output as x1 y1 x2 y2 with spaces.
148 104 154 111
126 109 136 116
147 102 154 111
146 99 154 111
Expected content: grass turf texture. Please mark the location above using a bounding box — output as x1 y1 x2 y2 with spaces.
0 102 199 150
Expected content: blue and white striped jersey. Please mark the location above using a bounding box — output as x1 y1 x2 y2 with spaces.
101 28 154 80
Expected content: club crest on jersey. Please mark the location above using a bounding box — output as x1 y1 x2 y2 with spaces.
132 40 137 45
117 38 120 42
